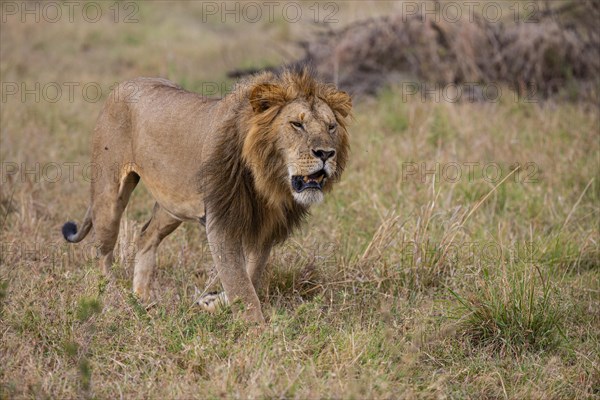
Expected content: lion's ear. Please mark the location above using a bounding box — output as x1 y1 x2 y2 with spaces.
323 90 352 118
249 83 286 113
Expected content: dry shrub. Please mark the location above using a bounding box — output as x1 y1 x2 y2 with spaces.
232 1 600 99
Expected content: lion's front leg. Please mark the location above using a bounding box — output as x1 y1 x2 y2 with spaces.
203 218 264 323
244 242 272 294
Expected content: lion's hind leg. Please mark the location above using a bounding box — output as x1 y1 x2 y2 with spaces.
92 171 140 274
133 203 181 302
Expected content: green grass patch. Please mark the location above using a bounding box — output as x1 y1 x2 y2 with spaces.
450 263 568 355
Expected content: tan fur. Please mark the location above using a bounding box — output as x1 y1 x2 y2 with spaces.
62 68 351 323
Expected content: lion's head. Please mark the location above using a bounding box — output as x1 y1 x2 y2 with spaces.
243 68 352 208
204 68 351 246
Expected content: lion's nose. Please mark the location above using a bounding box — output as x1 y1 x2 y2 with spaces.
312 149 336 162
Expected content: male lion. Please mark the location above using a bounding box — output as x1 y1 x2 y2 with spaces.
62 68 351 323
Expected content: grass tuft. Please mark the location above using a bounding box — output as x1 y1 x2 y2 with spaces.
76 297 102 322
450 264 568 355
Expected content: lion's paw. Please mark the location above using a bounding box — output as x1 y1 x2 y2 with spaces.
132 285 160 310
196 291 228 313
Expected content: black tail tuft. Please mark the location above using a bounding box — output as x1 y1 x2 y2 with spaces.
62 221 78 242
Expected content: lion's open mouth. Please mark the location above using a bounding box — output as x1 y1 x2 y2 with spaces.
291 170 327 193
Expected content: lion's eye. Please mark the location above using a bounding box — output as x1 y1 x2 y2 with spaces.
328 123 337 132
290 121 303 129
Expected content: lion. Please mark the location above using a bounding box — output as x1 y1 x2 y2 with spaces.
61 67 351 323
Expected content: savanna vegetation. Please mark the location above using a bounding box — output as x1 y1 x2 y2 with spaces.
1 1 598 399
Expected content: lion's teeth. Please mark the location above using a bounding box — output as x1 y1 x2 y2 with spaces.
316 175 324 183
303 176 309 183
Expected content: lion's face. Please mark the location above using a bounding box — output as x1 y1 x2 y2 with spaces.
273 99 343 206
243 76 351 209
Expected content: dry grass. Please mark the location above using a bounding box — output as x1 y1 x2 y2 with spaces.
293 0 600 98
1 2 599 399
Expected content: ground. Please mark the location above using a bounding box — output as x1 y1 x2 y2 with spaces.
1 2 599 399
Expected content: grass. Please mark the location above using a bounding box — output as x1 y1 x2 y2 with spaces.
1 2 599 399
450 263 568 355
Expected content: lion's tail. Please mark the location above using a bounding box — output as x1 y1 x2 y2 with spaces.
62 205 93 243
